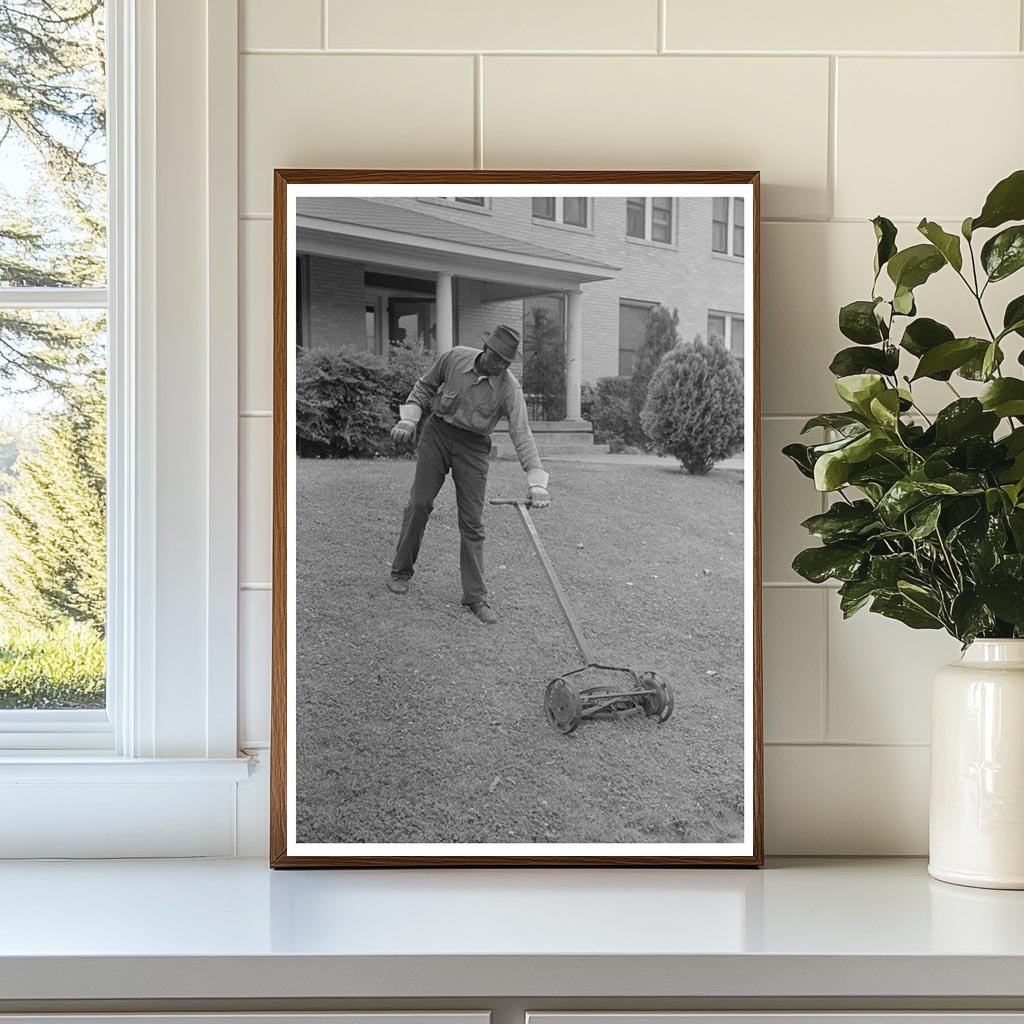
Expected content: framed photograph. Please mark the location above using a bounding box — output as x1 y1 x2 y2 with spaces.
271 170 762 867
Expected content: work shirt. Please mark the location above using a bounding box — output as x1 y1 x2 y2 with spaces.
406 346 543 475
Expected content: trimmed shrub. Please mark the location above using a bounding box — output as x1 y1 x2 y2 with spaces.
629 305 680 443
295 347 434 458
579 381 597 422
588 375 637 449
640 339 744 474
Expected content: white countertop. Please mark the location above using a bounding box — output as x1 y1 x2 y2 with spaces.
3 857 1024 1002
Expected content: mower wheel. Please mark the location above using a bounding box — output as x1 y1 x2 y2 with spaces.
639 671 674 723
545 677 583 734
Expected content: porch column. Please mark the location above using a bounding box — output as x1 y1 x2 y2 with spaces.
436 272 454 354
565 288 582 420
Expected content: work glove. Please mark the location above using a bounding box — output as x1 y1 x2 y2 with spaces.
390 419 417 445
528 486 551 509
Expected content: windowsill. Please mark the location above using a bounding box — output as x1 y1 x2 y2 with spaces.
531 218 593 236
712 250 745 262
0 754 252 781
625 235 677 251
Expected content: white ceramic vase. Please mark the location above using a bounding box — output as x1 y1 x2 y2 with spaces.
929 639 1024 889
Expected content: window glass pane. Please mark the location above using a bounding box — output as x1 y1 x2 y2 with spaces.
0 309 106 709
563 197 587 227
0 2 107 289
733 198 745 256
651 197 672 242
532 197 555 220
712 197 729 253
454 197 485 206
618 302 650 375
707 313 726 345
626 198 646 239
730 315 745 358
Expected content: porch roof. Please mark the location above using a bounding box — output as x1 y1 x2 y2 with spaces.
296 198 620 288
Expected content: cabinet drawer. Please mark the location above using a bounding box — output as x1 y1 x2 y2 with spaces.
528 1016 1024 1024
0 1015 489 1024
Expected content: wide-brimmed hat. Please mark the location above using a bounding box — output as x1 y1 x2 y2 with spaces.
483 324 521 362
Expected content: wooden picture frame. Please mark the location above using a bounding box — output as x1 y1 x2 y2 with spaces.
271 170 762 867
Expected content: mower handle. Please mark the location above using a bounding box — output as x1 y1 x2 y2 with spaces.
489 498 532 506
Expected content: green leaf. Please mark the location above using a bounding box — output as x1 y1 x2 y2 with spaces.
829 345 899 378
871 594 943 629
900 317 955 360
976 577 1024 629
886 243 946 291
838 578 881 617
782 442 814 479
839 300 887 345
868 553 915 587
868 389 901 430
982 341 1000 381
800 501 879 543
814 450 851 491
872 215 898 277
962 216 974 241
892 286 916 316
934 399 999 444
950 593 995 644
835 373 886 413
908 500 943 539
917 219 963 272
792 543 866 584
980 378 1024 418
1003 295 1024 340
960 344 1004 381
971 168 1024 232
912 338 988 381
981 225 1024 282
800 412 865 435
877 479 958 524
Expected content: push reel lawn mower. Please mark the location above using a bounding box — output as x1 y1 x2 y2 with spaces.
490 498 675 735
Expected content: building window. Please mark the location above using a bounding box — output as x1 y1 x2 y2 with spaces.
532 197 556 221
453 197 485 206
532 197 590 228
713 197 744 257
416 197 490 213
619 301 655 376
0 0 108 715
708 311 745 363
626 198 673 244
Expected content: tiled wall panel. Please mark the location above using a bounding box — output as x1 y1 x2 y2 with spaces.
240 55 475 213
666 0 1021 53
235 1 1024 854
327 0 658 51
482 57 831 220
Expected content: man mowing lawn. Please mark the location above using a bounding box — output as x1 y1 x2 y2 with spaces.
388 324 551 624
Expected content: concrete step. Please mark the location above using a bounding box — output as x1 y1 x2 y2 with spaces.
491 418 604 458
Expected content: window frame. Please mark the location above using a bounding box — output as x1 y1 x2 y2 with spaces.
618 298 657 377
0 3 122 750
531 197 591 231
0 0 242 768
625 197 675 246
708 309 745 361
712 197 745 258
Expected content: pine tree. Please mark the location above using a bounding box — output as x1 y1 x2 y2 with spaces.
0 0 106 394
0 372 106 632
629 305 679 444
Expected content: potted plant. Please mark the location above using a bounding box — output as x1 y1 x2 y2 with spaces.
785 169 1024 889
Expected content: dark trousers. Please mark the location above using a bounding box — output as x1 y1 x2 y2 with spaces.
391 415 491 605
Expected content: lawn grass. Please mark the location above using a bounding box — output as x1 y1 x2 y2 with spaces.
296 453 746 845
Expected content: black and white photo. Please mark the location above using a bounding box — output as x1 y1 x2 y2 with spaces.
272 172 762 867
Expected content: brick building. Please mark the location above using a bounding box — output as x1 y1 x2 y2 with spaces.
295 194 745 436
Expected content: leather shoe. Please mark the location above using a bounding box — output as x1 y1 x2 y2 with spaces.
387 577 409 594
468 600 498 625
